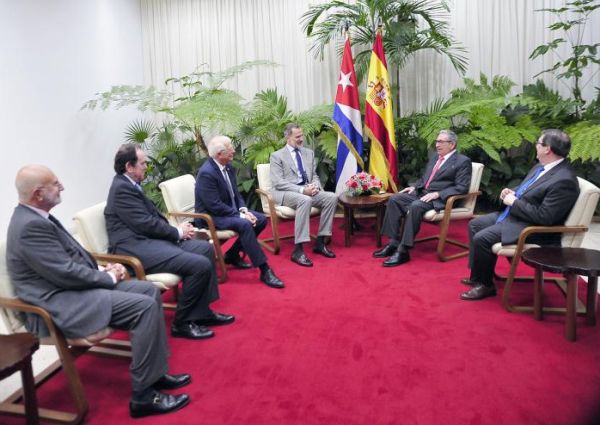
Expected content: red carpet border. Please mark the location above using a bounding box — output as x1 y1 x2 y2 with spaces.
3 218 600 425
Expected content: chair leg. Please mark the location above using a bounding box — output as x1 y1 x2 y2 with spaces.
211 238 228 283
414 218 471 262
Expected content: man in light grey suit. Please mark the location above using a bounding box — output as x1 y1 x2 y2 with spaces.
6 165 190 418
270 123 338 266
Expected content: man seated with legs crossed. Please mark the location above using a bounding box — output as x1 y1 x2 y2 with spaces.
374 129 472 266
105 144 234 340
269 123 338 267
195 135 284 288
461 129 579 300
6 165 190 418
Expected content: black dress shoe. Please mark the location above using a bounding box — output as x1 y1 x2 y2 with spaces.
153 373 191 390
291 252 313 267
460 278 478 286
383 248 410 267
171 321 214 339
130 391 190 418
373 244 397 258
313 245 336 258
224 255 252 269
195 311 235 327
460 284 497 301
260 269 285 288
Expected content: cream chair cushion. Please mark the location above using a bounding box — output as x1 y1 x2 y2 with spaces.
423 162 484 221
256 163 320 216
73 202 180 290
158 173 237 240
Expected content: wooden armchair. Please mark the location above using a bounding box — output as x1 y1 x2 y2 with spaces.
159 174 237 283
0 240 131 425
72 202 181 309
415 162 484 261
255 163 321 254
497 177 600 313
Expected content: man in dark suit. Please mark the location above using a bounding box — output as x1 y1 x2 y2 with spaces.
269 123 338 267
105 144 234 339
195 135 284 288
6 165 191 418
461 129 580 300
374 130 472 266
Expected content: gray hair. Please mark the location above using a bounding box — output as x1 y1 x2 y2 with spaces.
207 135 232 158
438 129 458 144
284 123 301 138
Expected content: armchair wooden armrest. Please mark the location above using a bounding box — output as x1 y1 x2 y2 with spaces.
90 253 146 280
167 211 229 282
501 224 588 311
255 188 284 254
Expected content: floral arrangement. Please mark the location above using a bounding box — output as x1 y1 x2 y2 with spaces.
345 172 383 196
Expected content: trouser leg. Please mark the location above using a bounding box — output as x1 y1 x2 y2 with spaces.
381 192 419 242
109 280 169 392
281 192 313 244
400 199 434 248
469 214 502 287
312 191 338 237
224 214 268 267
147 240 219 323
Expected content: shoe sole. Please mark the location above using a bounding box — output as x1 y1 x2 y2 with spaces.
291 259 313 267
130 396 191 418
171 331 215 339
195 318 235 327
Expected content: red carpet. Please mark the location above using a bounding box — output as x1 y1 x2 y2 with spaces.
4 218 600 425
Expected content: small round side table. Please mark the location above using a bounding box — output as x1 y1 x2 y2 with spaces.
338 193 392 247
521 247 600 341
0 332 40 424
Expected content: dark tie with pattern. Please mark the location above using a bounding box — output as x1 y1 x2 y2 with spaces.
294 148 308 185
48 215 96 268
222 168 237 209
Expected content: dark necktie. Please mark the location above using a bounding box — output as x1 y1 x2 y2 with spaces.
294 148 308 185
222 168 237 209
424 155 444 189
496 166 545 224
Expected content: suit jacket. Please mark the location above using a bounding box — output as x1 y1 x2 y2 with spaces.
194 158 246 228
412 151 472 210
269 145 321 204
6 205 116 338
500 160 579 245
105 174 181 269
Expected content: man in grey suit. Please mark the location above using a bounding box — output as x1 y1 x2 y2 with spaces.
270 123 338 267
461 129 580 300
6 165 190 418
373 130 472 266
105 144 234 339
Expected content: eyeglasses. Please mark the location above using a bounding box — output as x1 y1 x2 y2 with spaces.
435 139 452 144
536 141 546 146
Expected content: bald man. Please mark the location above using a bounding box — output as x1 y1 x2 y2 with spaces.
194 136 284 288
6 165 190 418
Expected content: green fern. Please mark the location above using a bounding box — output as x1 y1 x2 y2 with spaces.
566 121 600 161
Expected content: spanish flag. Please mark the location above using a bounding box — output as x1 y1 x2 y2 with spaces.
365 31 398 192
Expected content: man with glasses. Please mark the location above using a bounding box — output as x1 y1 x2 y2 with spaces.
373 130 472 266
460 129 579 300
195 136 284 288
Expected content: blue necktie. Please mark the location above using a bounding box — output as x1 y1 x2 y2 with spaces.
294 148 308 185
496 166 545 223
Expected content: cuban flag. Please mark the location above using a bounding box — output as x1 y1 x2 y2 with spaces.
333 38 364 195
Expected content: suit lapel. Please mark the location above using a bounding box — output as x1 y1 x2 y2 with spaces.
521 162 562 195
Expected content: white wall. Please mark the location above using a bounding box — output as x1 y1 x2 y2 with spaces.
0 0 145 236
